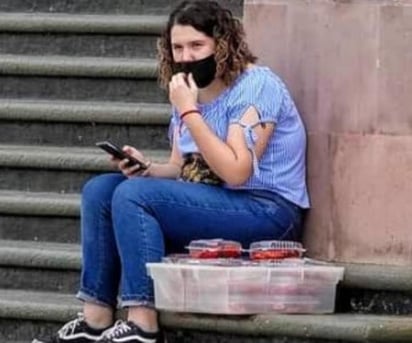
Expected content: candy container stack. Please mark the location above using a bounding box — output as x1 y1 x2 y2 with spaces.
146 239 344 314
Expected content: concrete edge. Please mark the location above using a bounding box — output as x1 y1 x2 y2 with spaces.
0 54 158 78
0 289 411 343
0 240 80 269
338 262 412 292
160 312 412 342
0 99 171 124
0 13 167 34
0 190 80 216
0 144 169 171
1 235 412 294
0 290 81 322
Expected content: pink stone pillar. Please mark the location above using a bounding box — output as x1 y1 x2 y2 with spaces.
244 0 412 265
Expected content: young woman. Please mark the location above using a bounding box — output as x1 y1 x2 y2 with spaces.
33 1 309 342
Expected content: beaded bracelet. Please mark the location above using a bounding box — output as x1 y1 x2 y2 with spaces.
180 109 201 120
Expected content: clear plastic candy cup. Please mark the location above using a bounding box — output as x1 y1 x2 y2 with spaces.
186 239 242 259
249 240 305 261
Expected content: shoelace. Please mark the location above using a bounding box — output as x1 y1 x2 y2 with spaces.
102 320 131 339
57 312 84 338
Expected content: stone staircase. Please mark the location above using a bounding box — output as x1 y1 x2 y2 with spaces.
0 1 411 342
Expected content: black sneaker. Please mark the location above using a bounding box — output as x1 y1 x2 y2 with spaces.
97 320 164 343
32 313 111 343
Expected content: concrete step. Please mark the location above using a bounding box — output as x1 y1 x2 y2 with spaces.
0 54 157 78
0 168 100 193
0 215 79 243
0 143 169 242
0 190 79 216
337 263 412 315
0 13 166 34
0 143 168 242
1 238 412 316
0 289 80 342
0 0 244 16
0 75 165 102
0 240 80 269
0 144 169 192
0 240 80 293
0 99 170 147
0 13 166 58
161 312 412 342
0 55 166 102
0 99 170 124
0 288 412 342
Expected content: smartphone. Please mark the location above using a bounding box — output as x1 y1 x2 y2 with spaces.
96 141 148 169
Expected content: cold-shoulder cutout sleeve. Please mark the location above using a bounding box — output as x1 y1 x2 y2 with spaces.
227 69 283 177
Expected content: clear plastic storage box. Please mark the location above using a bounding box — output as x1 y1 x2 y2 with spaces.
146 262 344 314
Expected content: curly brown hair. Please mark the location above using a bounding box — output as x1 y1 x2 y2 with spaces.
157 0 257 89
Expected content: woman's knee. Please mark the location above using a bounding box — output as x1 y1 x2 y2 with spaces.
111 177 163 210
82 173 125 204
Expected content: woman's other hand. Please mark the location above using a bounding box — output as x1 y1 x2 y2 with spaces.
169 72 198 113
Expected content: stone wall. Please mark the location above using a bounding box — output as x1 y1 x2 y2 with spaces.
243 0 412 265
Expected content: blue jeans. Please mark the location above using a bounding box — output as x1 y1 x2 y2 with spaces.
76 173 302 309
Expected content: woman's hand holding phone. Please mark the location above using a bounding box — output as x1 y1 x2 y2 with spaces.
118 145 151 177
96 141 151 178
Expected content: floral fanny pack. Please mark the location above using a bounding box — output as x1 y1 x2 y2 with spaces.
180 153 223 185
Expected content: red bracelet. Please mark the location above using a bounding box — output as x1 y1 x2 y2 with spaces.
180 109 201 120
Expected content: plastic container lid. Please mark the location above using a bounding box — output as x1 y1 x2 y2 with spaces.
163 254 246 266
249 240 305 260
186 239 242 258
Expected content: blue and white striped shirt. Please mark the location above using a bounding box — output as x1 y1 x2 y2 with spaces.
170 66 310 209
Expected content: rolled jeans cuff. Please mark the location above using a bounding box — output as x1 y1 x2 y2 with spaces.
76 290 115 308
121 299 156 309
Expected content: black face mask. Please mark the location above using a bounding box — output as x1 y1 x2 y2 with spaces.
173 54 217 88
